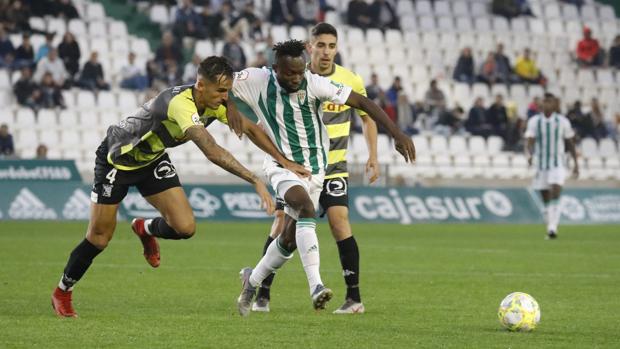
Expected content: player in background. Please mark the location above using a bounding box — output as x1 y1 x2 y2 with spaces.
525 93 579 239
51 56 310 317
234 40 415 316
252 22 378 314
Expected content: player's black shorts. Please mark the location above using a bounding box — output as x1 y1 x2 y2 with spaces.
91 143 181 205
275 196 286 211
319 177 349 217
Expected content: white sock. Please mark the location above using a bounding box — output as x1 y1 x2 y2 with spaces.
249 237 293 288
144 219 153 235
542 206 548 225
295 218 322 295
547 200 558 233
58 276 72 292
549 199 561 233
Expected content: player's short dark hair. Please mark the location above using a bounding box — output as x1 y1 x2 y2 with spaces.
198 56 233 83
273 39 306 60
311 22 338 38
543 92 556 99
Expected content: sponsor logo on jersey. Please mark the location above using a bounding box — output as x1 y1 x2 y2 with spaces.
235 70 249 80
63 189 91 220
154 160 177 180
9 188 57 219
325 178 347 197
191 113 202 126
222 192 270 218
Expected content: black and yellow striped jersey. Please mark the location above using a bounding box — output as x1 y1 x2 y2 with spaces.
321 64 367 179
105 85 228 170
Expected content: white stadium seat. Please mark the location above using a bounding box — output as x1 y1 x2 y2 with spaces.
415 0 433 16
150 5 169 25
86 2 106 20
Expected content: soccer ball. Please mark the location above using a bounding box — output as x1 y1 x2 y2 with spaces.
497 292 541 332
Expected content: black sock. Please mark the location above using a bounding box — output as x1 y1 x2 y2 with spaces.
256 236 275 300
148 217 186 240
60 239 103 291
337 236 361 302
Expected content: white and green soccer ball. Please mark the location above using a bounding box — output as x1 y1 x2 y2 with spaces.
498 292 541 332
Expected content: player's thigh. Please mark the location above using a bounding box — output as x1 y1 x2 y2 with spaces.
326 205 352 241
86 202 120 249
549 184 562 199
144 187 195 235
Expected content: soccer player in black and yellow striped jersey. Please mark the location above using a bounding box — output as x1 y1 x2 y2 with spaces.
51 56 310 317
253 23 380 314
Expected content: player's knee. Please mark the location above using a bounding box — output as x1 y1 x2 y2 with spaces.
86 226 113 249
172 221 195 239
329 221 351 240
298 200 316 218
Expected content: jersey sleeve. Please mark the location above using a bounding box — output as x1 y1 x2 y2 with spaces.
561 117 575 139
167 94 202 134
231 67 265 105
352 73 368 117
524 116 537 138
308 73 352 105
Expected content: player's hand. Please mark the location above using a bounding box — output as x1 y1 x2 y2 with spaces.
254 181 274 215
365 157 380 183
225 101 244 139
394 132 416 163
282 159 311 178
572 166 579 179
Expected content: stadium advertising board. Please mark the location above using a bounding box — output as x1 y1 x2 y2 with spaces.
1 182 620 224
0 160 81 181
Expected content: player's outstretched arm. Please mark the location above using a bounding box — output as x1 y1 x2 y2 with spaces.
345 91 416 163
241 118 311 178
186 125 274 214
525 137 535 167
360 116 380 183
565 137 579 178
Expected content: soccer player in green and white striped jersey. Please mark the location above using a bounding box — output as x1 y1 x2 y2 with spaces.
525 93 579 239
234 40 415 316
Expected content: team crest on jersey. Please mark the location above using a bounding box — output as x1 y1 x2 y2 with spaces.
297 90 306 102
326 178 347 197
154 160 177 180
191 113 202 126
235 70 249 80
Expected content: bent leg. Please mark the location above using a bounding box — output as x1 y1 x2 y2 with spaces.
327 206 362 303
144 187 196 239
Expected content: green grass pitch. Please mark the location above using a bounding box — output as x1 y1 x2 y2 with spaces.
0 221 618 348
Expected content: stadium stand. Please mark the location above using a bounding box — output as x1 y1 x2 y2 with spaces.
0 0 618 185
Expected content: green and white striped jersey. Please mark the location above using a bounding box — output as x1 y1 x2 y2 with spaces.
232 67 352 175
524 112 575 170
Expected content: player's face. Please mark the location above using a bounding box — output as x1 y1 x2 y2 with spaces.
309 34 337 71
274 56 306 92
199 74 232 109
542 97 555 114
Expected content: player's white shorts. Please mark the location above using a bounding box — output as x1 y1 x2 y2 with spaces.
263 159 324 221
532 167 566 190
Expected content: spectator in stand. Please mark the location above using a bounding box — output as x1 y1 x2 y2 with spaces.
576 27 603 67
478 52 498 85
396 93 418 135
465 97 494 138
514 48 545 85
182 54 201 84
174 0 204 39
560 0 584 9
155 31 183 67
0 25 15 68
221 32 246 71
494 43 513 83
369 0 399 30
435 106 466 136
120 52 149 90
14 33 35 69
249 51 268 68
262 34 276 66
587 98 609 141
55 0 80 19
36 144 48 159
424 79 447 116
376 90 397 134
566 100 588 140
35 33 55 62
486 94 509 142
296 0 319 26
365 72 383 102
385 76 402 107
34 48 68 87
269 0 302 26
453 47 475 84
57 32 81 80
347 0 372 29
3 0 34 34
608 35 620 69
492 0 532 19
231 2 264 41
13 66 40 110
77 51 110 91
39 72 66 108
161 59 182 86
199 5 224 40
0 123 15 157
527 96 541 119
